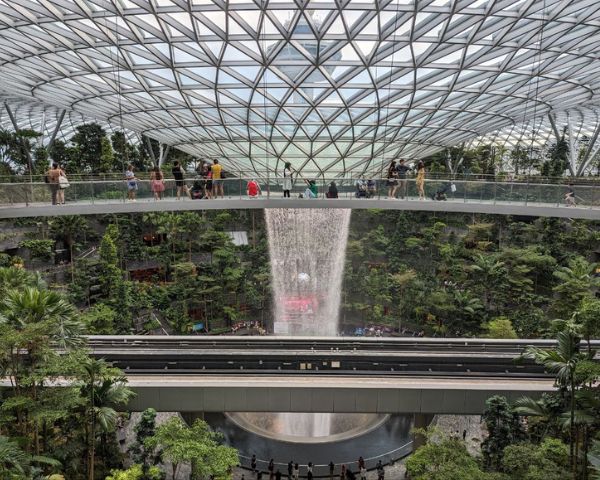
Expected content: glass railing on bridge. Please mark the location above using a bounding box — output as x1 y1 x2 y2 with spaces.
0 176 599 210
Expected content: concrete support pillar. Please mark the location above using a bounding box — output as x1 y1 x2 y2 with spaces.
181 411 205 426
412 413 434 452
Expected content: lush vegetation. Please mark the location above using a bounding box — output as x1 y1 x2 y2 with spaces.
0 266 239 479
407 325 600 480
343 211 600 338
0 124 194 176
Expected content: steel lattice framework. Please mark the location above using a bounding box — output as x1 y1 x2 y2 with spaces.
0 0 599 175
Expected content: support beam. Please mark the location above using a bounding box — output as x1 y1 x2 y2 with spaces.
46 109 66 166
412 413 435 452
144 136 157 166
158 144 170 167
577 120 600 176
4 102 34 176
548 112 561 142
566 113 577 176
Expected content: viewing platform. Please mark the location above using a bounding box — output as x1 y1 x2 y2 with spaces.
1 177 599 219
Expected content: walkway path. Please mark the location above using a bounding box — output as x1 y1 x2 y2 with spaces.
1 196 599 219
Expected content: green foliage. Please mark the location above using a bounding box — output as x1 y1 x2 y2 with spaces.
82 303 117 334
19 239 55 261
129 409 160 470
482 396 524 470
105 464 163 480
406 436 496 480
552 256 598 318
485 317 518 339
145 417 238 480
501 438 569 480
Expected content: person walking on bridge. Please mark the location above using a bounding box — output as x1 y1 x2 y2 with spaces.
172 160 190 199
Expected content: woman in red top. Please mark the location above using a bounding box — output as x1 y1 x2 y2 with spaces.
246 179 261 198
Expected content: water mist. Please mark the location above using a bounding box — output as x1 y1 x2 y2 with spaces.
265 208 351 436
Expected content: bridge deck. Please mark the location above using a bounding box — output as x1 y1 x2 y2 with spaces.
123 374 555 414
1 197 599 219
1 178 599 219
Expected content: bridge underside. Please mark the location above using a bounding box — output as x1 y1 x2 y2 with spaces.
1 198 599 220
124 375 554 414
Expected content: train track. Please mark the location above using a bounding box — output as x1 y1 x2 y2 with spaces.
85 336 599 378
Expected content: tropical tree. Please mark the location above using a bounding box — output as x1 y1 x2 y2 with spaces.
146 417 238 480
405 430 497 480
552 257 598 319
481 396 524 470
467 254 508 311
77 357 134 480
521 328 593 477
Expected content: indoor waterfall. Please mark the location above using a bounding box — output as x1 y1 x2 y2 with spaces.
265 208 352 437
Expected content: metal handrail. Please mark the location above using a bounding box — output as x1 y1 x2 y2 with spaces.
0 177 598 211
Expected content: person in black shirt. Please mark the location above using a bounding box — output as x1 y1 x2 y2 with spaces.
396 159 411 199
172 161 190 199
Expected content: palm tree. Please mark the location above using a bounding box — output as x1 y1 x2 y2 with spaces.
521 328 591 478
79 358 134 480
0 266 45 294
0 287 82 349
0 435 28 477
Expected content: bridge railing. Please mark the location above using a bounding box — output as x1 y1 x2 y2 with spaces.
0 177 599 209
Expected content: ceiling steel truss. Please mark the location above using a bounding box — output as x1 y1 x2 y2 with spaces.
0 0 599 175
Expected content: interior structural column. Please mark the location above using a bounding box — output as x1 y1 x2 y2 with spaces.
412 413 435 452
181 411 205 426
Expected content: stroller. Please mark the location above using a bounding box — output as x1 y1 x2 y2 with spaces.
190 176 205 199
431 182 454 201
355 180 367 198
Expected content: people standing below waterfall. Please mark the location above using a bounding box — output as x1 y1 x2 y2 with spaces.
329 460 335 479
268 459 274 479
416 160 426 200
292 463 299 480
275 469 282 480
288 460 294 479
340 464 346 479
307 462 314 480
251 455 257 473
387 160 399 198
376 460 385 480
282 162 293 197
358 456 365 470
359 465 367 480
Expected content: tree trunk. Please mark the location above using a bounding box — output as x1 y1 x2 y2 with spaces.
570 374 576 479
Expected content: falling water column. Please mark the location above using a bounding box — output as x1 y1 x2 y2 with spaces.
265 208 352 436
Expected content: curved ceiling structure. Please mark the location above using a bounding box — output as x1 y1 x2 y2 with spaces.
0 0 599 175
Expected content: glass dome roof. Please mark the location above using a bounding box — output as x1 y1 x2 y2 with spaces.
0 0 598 175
